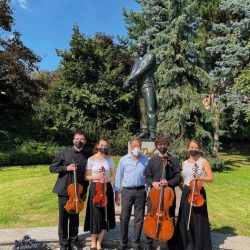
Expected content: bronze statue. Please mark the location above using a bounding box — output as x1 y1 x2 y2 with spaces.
124 41 157 140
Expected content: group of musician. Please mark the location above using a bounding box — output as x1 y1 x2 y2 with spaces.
50 132 214 250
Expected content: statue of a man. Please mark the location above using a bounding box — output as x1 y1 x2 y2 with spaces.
124 41 157 140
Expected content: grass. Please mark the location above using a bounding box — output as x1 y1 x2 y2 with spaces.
0 157 121 229
0 154 249 237
206 152 250 236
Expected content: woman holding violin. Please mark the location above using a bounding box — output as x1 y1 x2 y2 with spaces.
144 136 181 250
84 139 116 250
176 139 214 250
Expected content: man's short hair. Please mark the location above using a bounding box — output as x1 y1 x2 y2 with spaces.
73 132 86 140
155 135 170 147
129 137 142 147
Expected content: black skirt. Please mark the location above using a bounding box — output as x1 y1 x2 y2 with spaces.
84 182 116 234
176 185 212 250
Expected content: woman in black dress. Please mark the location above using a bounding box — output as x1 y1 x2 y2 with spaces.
176 139 214 250
84 139 116 250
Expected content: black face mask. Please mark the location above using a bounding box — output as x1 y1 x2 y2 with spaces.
189 150 200 157
74 140 84 149
158 147 168 154
98 147 109 155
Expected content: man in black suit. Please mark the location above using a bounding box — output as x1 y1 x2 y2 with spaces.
50 132 89 250
145 136 181 250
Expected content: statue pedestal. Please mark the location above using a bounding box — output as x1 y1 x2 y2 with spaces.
128 141 159 158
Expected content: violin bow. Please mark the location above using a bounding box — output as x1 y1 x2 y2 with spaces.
187 163 198 231
72 160 78 213
101 166 109 231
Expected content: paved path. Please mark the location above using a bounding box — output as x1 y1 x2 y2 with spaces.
0 187 250 250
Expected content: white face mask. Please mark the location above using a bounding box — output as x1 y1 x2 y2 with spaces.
131 147 141 157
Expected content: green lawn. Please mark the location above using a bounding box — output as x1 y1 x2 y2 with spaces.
0 157 121 228
0 154 249 237
206 152 250 236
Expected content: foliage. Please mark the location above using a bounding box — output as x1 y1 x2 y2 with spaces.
0 0 45 152
0 141 63 166
33 26 136 154
124 0 220 166
206 0 250 82
0 0 42 108
235 63 250 122
205 0 250 138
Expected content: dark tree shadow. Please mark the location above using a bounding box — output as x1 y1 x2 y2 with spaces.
211 226 238 249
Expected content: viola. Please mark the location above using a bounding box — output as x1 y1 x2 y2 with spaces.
187 163 205 207
93 166 108 207
65 160 84 214
143 157 175 241
187 163 205 230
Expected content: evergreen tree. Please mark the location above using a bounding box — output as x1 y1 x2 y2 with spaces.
206 0 250 82
206 0 250 139
124 0 223 168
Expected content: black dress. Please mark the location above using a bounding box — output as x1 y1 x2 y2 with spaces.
84 181 116 234
176 186 212 250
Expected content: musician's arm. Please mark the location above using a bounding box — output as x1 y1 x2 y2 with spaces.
113 159 124 193
145 160 154 187
200 159 214 183
49 151 67 173
168 160 182 188
85 169 102 181
108 168 115 182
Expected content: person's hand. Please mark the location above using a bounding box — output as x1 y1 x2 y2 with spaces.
193 173 200 179
67 164 76 171
115 193 121 206
160 179 168 186
152 181 161 190
96 171 105 180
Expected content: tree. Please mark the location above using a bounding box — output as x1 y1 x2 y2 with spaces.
0 0 42 108
124 0 221 165
34 26 135 153
205 0 250 140
0 0 43 148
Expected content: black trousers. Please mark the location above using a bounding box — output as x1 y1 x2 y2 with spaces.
58 195 79 247
120 186 146 248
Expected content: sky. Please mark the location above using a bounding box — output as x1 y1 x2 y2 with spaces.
10 0 140 71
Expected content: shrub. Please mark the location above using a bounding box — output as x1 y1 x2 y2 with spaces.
0 141 63 166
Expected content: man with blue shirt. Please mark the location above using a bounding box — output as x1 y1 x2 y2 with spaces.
114 138 148 250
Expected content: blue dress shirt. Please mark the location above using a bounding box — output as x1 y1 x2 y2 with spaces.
113 153 148 193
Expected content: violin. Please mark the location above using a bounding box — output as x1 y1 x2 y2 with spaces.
187 163 205 207
187 163 205 230
92 166 108 207
65 160 84 214
143 157 175 241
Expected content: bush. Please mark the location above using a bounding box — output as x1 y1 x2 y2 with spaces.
0 141 63 166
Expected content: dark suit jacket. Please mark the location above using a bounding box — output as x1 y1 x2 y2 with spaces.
50 147 89 197
145 154 181 217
